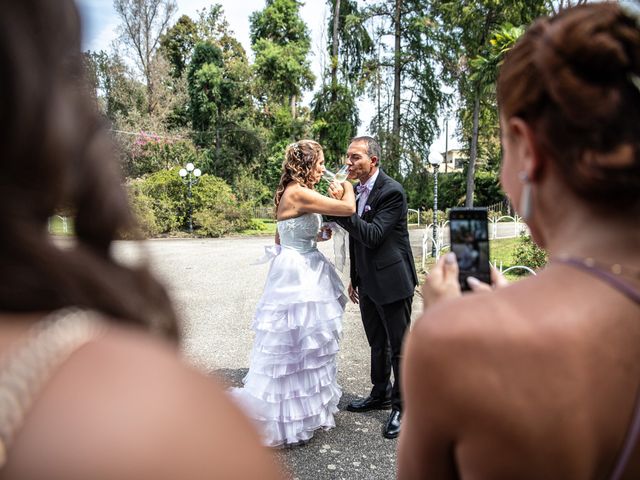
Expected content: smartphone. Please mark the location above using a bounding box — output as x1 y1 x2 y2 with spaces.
449 208 491 291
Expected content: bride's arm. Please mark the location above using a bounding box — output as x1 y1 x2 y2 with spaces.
294 182 356 217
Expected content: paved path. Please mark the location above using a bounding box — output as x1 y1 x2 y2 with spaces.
114 236 424 480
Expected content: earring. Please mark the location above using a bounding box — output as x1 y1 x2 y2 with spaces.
518 171 533 221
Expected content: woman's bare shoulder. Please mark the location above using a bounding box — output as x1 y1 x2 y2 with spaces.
408 277 553 391
8 326 282 479
414 273 555 342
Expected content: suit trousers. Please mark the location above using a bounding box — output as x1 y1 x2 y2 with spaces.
358 293 413 411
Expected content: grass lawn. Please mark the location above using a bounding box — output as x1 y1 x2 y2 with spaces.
48 216 74 236
239 218 277 236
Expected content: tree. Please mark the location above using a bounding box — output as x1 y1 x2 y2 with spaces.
365 0 443 178
312 84 359 166
160 15 198 78
83 50 146 122
326 0 373 93
250 0 315 119
114 0 177 115
431 0 549 206
311 0 372 166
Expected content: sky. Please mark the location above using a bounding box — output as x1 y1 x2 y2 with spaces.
76 0 457 161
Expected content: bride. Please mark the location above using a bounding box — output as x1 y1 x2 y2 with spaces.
231 140 355 447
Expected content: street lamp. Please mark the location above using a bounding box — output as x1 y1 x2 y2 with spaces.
178 162 202 233
429 156 442 258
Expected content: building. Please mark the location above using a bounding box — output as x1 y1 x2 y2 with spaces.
440 149 466 173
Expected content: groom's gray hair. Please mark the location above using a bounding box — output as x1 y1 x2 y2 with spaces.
351 136 381 165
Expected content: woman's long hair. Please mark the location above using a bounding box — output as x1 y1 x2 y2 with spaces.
0 0 179 339
274 140 323 209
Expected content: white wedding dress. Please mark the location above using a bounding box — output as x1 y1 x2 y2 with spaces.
231 213 346 447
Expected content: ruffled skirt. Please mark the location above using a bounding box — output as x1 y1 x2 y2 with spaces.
231 246 346 447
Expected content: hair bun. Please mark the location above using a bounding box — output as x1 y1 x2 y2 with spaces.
533 6 639 126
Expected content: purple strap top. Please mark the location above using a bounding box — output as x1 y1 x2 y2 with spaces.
555 257 640 480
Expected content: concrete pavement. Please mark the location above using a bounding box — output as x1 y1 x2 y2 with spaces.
114 236 424 480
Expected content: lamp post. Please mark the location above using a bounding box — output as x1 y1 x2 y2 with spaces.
429 156 442 257
178 162 202 233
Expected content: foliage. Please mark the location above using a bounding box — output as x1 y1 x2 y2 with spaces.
311 84 359 166
233 167 272 206
239 219 277 236
123 134 205 178
137 168 184 232
135 168 251 236
187 42 224 140
126 180 162 237
430 0 549 205
513 232 548 272
161 15 199 78
325 0 373 92
48 216 74 236
114 0 177 114
250 0 315 117
190 175 252 236
469 23 525 86
83 51 146 122
364 0 443 179
91 0 568 237
412 170 503 211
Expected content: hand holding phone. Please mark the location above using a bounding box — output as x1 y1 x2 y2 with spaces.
449 208 491 291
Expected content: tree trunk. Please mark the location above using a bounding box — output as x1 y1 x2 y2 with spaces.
465 87 480 207
391 0 402 174
291 94 297 119
330 0 341 103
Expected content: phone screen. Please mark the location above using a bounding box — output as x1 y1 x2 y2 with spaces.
449 208 490 290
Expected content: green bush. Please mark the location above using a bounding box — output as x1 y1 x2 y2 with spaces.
126 180 161 237
139 168 185 233
513 233 548 273
233 167 272 206
192 203 251 237
190 175 252 236
133 167 251 237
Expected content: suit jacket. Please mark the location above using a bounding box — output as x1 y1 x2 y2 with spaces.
333 170 417 305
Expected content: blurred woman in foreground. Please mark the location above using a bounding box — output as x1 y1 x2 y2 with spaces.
399 3 640 479
0 1 280 478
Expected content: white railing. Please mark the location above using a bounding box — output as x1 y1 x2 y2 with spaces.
490 215 528 239
48 215 68 234
407 208 421 227
421 221 450 269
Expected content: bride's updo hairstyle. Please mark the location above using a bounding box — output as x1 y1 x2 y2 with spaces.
497 3 640 214
274 140 324 208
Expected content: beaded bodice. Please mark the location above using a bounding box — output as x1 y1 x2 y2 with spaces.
277 213 321 253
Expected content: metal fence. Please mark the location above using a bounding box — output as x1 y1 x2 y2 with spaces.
253 205 275 219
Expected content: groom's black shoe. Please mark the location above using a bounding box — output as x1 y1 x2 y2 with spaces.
383 409 402 439
347 395 392 412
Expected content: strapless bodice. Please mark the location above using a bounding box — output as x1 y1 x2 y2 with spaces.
277 213 321 253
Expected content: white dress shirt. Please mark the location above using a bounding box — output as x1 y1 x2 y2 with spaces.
357 168 380 217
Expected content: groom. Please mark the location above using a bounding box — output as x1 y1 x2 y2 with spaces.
330 136 417 439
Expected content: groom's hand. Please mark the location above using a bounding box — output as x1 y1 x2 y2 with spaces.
348 282 359 304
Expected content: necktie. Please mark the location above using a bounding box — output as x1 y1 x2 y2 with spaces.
356 184 370 195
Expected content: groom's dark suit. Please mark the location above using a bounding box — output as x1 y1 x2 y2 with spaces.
333 169 417 410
